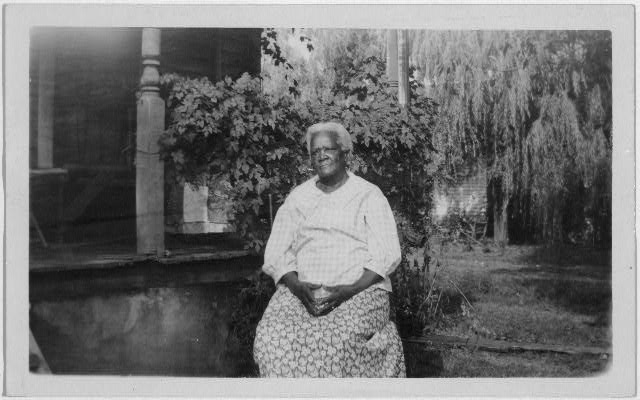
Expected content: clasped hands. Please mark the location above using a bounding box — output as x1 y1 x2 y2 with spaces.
281 272 356 317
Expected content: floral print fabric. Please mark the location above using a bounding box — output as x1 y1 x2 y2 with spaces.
254 285 406 377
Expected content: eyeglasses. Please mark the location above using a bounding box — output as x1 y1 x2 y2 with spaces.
310 146 341 158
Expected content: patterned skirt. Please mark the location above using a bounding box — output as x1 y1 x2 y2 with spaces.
253 285 406 377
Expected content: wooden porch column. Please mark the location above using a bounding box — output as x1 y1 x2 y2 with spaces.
37 46 55 168
136 28 165 255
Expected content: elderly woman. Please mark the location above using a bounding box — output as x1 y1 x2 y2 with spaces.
253 122 405 378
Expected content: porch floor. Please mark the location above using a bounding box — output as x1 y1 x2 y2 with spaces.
29 233 253 272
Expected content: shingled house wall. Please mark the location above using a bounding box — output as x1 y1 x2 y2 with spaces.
432 167 487 224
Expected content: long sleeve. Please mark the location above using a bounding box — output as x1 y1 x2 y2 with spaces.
362 188 402 279
262 198 298 284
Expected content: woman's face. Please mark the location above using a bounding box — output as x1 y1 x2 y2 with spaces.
310 131 346 180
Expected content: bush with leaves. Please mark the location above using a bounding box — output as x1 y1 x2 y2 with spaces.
391 255 437 337
160 73 312 251
226 272 276 376
160 54 438 254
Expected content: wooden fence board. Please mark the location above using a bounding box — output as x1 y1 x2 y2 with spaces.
404 334 610 356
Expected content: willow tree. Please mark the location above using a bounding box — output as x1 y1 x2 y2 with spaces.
411 30 611 244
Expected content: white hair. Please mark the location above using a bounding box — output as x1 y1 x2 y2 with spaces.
305 122 353 154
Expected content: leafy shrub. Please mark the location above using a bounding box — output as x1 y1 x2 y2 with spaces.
160 54 438 252
434 208 489 252
391 257 436 337
160 73 309 250
227 272 275 376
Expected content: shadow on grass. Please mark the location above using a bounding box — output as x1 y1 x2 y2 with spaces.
525 277 612 317
518 245 611 268
440 348 611 377
495 264 611 281
486 267 611 316
403 342 445 377
455 267 611 317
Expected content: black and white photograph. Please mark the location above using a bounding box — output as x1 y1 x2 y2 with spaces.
3 3 636 398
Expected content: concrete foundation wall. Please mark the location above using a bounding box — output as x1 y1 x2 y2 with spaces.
29 258 262 376
30 283 247 376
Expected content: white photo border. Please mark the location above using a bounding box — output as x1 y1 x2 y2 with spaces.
4 3 636 397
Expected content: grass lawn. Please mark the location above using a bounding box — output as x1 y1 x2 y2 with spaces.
409 243 612 377
440 348 610 377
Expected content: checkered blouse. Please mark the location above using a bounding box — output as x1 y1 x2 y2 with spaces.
263 172 401 292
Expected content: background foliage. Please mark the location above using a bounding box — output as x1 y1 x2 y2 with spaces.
259 29 612 246
411 30 611 245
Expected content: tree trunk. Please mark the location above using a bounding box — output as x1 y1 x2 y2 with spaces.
492 180 509 245
493 199 509 244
